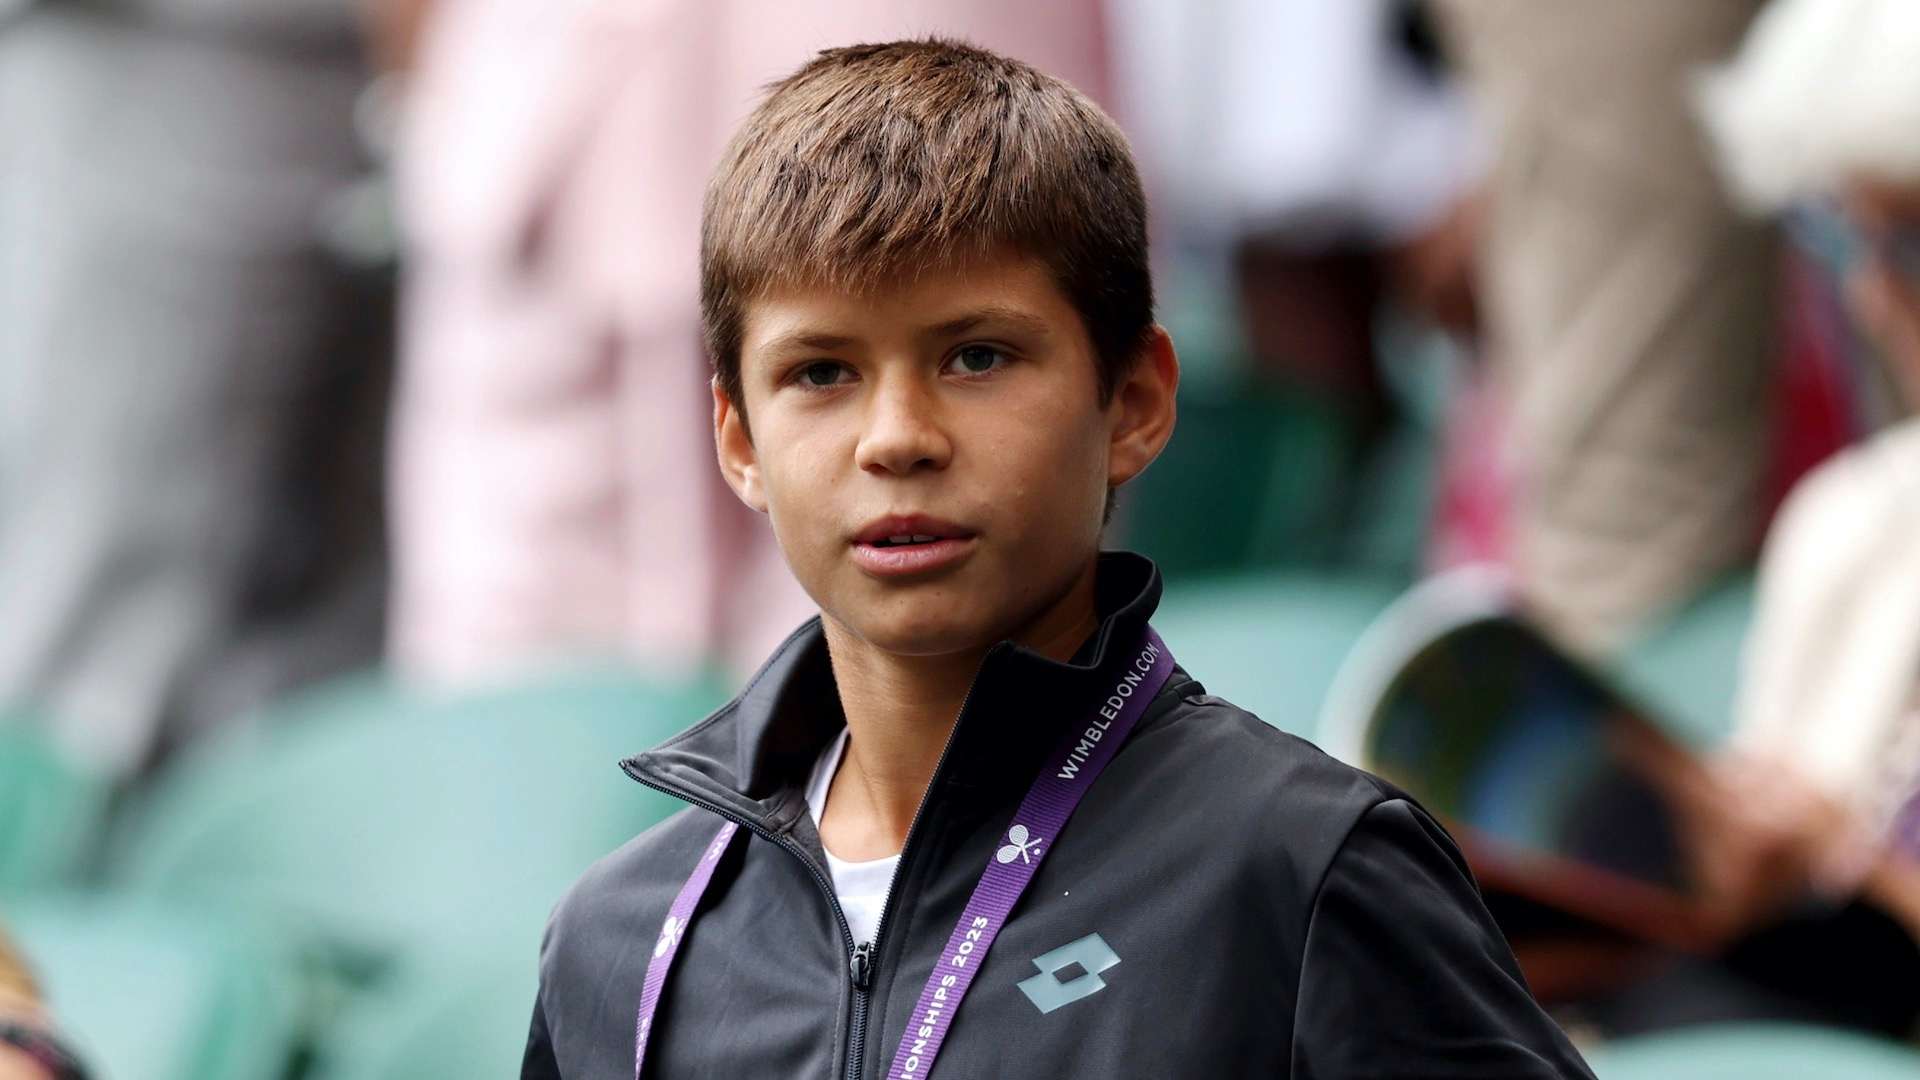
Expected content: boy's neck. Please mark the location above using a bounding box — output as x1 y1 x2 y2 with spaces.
817 561 1101 861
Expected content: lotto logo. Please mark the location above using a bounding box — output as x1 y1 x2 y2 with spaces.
1016 933 1120 1014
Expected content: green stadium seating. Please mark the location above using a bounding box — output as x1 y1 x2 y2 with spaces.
0 719 107 894
108 667 726 979
307 952 538 1080
1118 380 1354 577
8 892 303 1080
1154 572 1405 741
1585 1022 1920 1079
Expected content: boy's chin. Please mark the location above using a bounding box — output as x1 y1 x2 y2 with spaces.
833 607 1004 660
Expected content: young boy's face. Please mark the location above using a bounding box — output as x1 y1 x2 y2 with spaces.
715 254 1174 658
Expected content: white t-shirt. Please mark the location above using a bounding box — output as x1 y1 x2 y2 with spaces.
804 727 901 945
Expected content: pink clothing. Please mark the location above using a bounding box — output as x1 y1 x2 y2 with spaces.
390 0 1111 683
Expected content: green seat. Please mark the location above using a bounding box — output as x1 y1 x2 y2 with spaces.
1607 574 1757 750
1586 1022 1920 1079
1154 572 1405 741
308 953 539 1080
0 718 107 894
109 667 726 974
8 892 303 1080
1118 379 1353 577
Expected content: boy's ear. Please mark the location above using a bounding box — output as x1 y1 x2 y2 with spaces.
1106 325 1179 489
713 379 768 513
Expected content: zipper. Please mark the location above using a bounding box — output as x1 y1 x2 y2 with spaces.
844 643 1002 1078
846 941 874 1080
621 641 1005 1080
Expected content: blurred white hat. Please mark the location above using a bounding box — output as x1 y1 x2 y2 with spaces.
1696 0 1920 211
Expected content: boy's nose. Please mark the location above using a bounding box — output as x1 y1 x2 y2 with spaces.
854 377 952 476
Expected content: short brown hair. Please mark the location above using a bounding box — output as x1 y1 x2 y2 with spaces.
701 38 1153 419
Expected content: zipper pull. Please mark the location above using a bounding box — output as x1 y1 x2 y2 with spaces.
849 942 873 991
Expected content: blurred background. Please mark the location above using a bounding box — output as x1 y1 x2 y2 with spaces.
3 0 1919 1076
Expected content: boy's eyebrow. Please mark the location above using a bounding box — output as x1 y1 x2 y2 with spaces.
921 306 1053 342
755 306 1053 359
757 330 859 357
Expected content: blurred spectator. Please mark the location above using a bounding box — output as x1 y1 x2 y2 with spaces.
1576 0 1920 1038
1111 0 1482 519
1686 0 1920 947
1588 191 1920 1034
386 0 1108 685
0 0 391 777
1112 0 1480 262
1434 0 1777 654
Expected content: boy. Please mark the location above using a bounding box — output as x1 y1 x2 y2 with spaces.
523 39 1593 1078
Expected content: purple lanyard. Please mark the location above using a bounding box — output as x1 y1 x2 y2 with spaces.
632 819 739 1074
633 629 1173 1079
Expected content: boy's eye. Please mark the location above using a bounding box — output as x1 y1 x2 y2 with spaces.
947 345 1008 376
797 361 851 387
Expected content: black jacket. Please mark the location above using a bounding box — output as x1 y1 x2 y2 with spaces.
523 552 1596 1078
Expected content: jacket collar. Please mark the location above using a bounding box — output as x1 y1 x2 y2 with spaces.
622 551 1169 835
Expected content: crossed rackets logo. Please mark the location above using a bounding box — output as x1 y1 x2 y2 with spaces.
654 914 685 959
996 823 1045 865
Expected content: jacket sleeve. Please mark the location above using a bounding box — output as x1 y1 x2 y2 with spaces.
524 906 565 1080
522 986 562 1080
1292 798 1596 1079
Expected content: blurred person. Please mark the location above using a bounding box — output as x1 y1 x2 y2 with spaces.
523 40 1593 1079
1111 0 1482 333
0 927 88 1080
0 0 392 777
1433 0 1778 654
1112 0 1484 548
1572 184 1920 1038
386 0 1108 686
1699 182 1920 940
1602 0 1920 1038
1511 0 1920 1040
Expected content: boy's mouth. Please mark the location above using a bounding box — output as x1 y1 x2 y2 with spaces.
852 515 975 545
870 534 943 548
851 516 978 577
